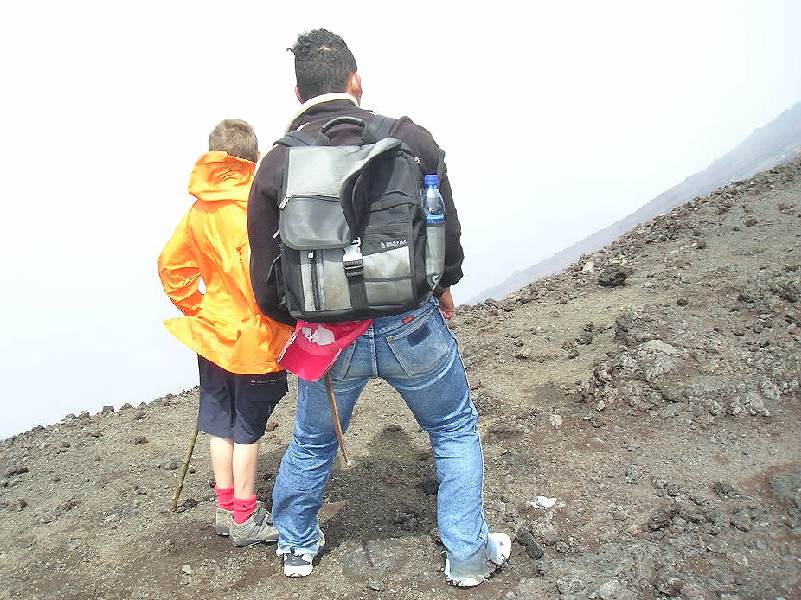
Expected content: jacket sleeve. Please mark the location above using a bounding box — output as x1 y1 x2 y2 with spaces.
247 153 297 327
435 169 464 291
393 117 465 291
158 212 203 316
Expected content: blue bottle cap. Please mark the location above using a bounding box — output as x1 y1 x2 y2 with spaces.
424 174 438 186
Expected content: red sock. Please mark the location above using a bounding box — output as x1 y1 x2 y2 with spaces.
233 495 257 525
215 486 235 511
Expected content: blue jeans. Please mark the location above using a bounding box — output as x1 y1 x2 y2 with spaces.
272 299 494 577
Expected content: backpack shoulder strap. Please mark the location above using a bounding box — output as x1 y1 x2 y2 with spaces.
274 129 317 148
436 148 446 180
277 115 396 147
365 114 397 143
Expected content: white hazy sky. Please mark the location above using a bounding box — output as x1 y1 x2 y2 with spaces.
1 0 799 439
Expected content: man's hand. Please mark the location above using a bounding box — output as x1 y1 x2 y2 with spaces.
438 287 455 320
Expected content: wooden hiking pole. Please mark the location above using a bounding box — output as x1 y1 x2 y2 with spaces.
325 372 353 468
171 410 199 511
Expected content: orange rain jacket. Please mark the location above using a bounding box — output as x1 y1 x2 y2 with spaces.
158 151 292 374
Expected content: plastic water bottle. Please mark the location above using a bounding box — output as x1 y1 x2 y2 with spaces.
422 174 445 225
421 174 446 289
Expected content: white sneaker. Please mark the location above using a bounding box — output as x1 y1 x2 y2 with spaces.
282 532 325 578
487 532 512 566
445 532 511 588
283 551 316 577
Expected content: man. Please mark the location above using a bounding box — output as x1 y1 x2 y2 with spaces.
158 119 293 547
247 29 509 586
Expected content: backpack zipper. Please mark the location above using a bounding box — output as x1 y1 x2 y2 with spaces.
310 250 323 310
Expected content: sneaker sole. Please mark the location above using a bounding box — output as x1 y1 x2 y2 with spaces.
446 576 484 588
230 534 279 547
284 560 313 577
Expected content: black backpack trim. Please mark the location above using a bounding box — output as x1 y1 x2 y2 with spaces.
271 114 442 322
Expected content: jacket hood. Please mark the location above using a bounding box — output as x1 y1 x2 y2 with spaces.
188 151 255 203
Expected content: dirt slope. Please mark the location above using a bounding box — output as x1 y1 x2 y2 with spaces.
1 157 799 600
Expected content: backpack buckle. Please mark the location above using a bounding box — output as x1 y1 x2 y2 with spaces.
343 238 364 278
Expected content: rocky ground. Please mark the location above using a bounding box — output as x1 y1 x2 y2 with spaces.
1 157 799 600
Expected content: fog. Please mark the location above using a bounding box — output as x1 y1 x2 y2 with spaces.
1 0 799 439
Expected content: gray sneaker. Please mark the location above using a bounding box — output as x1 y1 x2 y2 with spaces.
229 505 279 547
215 507 233 536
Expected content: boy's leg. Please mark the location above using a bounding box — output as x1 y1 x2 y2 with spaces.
228 370 288 546
231 441 259 525
209 437 234 488
197 356 238 535
231 441 259 500
208 439 269 523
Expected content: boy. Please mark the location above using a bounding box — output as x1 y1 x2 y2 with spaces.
158 119 293 546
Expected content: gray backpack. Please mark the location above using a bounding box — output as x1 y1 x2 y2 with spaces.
271 115 445 323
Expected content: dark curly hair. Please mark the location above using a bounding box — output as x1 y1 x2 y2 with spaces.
289 29 357 102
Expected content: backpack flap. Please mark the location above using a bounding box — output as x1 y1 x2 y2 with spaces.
279 138 402 250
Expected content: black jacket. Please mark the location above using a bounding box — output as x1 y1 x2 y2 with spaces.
247 97 465 325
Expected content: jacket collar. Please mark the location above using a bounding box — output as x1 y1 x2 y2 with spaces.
284 93 359 133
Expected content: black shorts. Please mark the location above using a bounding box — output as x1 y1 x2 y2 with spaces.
197 355 288 444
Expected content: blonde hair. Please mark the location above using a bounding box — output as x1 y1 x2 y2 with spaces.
209 119 258 162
